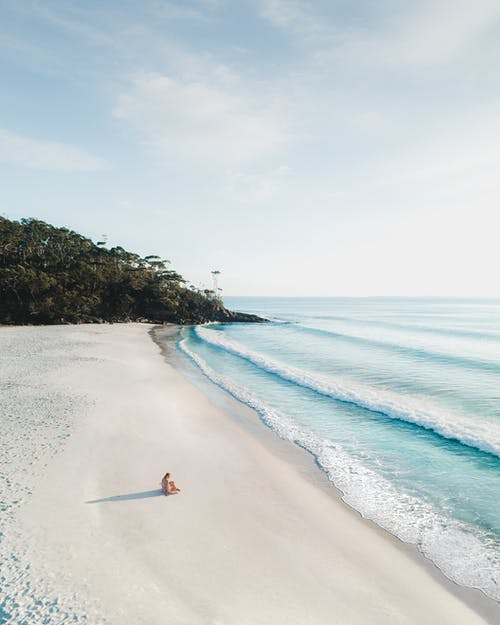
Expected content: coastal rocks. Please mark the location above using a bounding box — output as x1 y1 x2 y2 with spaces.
209 306 267 324
150 300 267 325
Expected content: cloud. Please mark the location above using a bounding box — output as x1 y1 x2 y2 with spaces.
313 0 500 70
14 2 118 49
148 1 206 21
256 1 500 71
0 129 110 172
257 0 325 40
113 72 288 165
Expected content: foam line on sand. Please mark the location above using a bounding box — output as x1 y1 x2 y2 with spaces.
2 324 499 625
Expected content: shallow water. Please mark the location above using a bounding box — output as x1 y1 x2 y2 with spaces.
180 297 500 601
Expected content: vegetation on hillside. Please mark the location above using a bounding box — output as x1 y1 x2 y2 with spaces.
0 217 261 325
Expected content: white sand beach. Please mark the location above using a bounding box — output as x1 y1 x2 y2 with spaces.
1 323 499 625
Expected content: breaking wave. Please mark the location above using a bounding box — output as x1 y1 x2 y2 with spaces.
195 326 500 458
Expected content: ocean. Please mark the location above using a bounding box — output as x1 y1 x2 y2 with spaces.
178 297 500 601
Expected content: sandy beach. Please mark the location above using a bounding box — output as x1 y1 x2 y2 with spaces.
1 323 499 625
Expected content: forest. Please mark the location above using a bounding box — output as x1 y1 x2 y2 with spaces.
0 217 262 325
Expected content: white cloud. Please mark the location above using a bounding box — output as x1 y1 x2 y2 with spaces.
317 0 500 69
153 0 222 19
113 72 288 165
257 0 325 39
149 2 205 21
379 1 497 67
18 2 118 49
256 1 500 71
0 129 110 172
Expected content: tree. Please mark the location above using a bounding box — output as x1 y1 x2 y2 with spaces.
0 217 219 324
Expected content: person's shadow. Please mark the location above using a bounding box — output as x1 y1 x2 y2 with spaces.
85 489 164 504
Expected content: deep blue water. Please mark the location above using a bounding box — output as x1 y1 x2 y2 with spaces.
179 297 500 600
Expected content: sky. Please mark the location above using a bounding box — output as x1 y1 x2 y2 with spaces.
1 0 500 296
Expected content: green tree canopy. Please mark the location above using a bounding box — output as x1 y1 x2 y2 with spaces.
0 217 245 325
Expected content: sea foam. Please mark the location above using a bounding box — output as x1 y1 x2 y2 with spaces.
179 338 500 601
195 326 500 458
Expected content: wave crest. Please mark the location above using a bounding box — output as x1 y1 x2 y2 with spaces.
179 337 500 601
195 326 500 458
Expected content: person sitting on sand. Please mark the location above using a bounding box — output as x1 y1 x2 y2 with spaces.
161 472 181 496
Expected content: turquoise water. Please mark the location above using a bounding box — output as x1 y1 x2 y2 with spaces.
179 297 500 600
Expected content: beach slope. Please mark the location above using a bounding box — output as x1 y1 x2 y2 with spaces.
2 324 498 625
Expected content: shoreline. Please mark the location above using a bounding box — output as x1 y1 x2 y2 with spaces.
155 324 500 622
2 323 499 624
